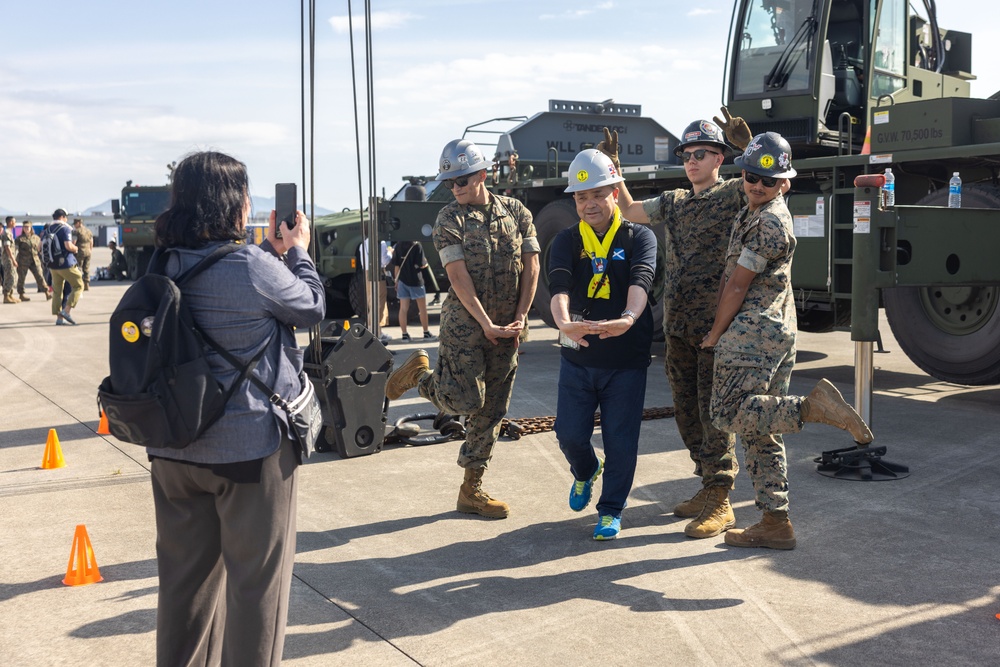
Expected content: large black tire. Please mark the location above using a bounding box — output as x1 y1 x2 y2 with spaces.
531 198 665 341
532 199 579 328
883 184 1000 385
125 247 153 280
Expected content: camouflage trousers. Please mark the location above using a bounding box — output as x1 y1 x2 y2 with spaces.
17 259 48 294
419 316 518 470
1 258 15 295
75 254 91 287
710 346 801 512
665 335 738 488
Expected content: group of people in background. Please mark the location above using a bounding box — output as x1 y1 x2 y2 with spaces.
386 113 875 547
1 210 104 324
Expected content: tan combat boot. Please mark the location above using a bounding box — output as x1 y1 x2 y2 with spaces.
725 510 796 550
801 378 874 444
457 467 510 519
385 349 430 400
673 486 711 518
18 293 30 301
684 486 736 538
3 293 20 304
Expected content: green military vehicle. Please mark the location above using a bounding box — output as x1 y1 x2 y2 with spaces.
111 183 170 279
366 0 1000 386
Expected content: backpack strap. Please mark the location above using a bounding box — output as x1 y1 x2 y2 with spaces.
156 242 269 408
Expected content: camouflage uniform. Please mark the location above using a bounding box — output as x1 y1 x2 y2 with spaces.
710 195 798 513
72 224 94 289
642 177 742 488
15 229 49 295
418 192 540 469
1 227 16 298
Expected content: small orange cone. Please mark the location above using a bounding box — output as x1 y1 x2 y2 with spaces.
41 429 66 469
97 410 110 435
63 524 103 586
860 126 871 155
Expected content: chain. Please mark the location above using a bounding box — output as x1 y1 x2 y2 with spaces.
501 406 675 439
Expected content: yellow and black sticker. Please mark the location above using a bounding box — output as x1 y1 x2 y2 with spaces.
121 321 140 343
576 169 589 183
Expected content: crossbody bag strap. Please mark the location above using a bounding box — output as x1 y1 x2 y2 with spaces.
196 325 284 408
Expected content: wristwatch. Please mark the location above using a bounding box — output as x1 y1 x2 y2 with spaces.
621 309 637 323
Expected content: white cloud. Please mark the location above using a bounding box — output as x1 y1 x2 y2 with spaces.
687 8 719 17
328 11 418 34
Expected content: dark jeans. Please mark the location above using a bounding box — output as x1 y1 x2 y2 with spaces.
554 357 647 518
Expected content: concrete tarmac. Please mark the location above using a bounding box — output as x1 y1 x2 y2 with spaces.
1 249 999 665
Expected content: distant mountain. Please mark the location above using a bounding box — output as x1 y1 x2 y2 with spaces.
84 199 115 216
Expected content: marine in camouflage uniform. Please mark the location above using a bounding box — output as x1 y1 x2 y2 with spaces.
384 139 539 519
702 132 873 550
710 194 798 516
609 111 752 539
420 192 539 473
1 218 18 303
15 221 50 299
72 219 94 290
642 181 742 488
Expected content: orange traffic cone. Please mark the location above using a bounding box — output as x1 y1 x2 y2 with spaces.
860 126 871 155
97 410 110 435
63 524 103 586
41 429 66 469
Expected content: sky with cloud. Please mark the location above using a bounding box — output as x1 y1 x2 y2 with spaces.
1 0 997 214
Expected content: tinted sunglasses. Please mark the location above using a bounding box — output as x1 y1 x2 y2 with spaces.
443 174 474 189
744 171 779 188
679 148 721 163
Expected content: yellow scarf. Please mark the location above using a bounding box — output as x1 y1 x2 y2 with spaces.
579 208 622 299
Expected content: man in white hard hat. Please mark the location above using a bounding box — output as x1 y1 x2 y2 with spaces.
385 139 539 519
549 148 657 540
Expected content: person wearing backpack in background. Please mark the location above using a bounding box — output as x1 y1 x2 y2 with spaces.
144 151 324 667
44 209 83 324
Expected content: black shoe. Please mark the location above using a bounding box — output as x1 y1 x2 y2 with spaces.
423 331 436 340
401 333 411 341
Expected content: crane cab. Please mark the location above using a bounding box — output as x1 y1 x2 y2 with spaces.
725 0 974 155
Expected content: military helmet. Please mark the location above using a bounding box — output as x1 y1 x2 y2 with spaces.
564 149 625 193
734 132 797 178
675 119 732 156
437 139 490 180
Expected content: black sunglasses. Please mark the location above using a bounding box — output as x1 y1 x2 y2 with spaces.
443 174 474 190
744 171 779 188
679 148 721 163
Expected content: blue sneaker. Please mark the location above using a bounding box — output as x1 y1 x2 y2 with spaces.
569 458 604 512
593 515 621 541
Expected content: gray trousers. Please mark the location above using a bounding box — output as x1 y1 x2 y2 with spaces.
150 437 299 667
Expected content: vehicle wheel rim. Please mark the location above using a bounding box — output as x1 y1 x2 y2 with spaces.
918 285 999 336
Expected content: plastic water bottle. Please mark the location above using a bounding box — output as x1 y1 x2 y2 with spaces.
948 172 962 208
882 168 895 208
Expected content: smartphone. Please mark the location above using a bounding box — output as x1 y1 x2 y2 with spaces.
274 183 297 238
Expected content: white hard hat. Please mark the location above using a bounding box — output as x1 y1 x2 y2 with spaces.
437 139 490 180
564 149 624 193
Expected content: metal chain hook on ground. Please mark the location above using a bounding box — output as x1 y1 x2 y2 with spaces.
387 406 676 446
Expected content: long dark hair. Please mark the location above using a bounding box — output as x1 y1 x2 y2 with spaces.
154 151 250 248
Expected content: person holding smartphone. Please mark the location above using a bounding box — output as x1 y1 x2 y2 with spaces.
147 152 324 665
